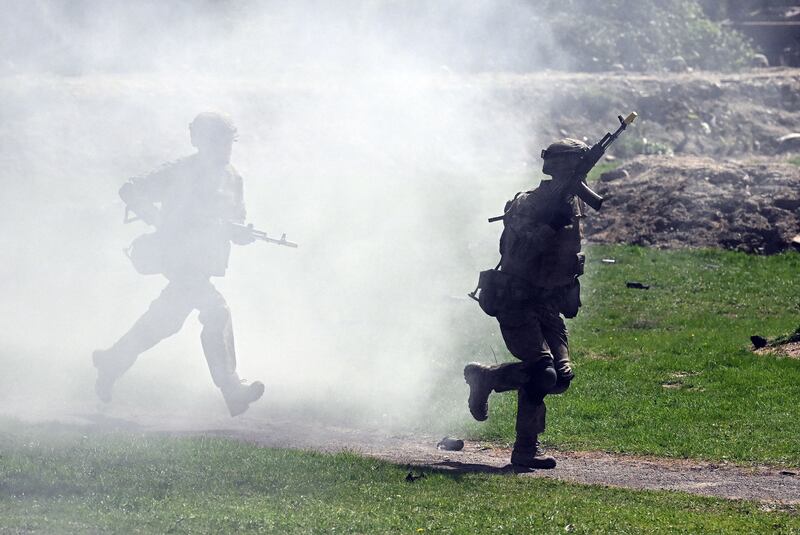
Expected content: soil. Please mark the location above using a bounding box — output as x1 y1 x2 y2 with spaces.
26 407 800 507
757 341 800 359
583 155 800 253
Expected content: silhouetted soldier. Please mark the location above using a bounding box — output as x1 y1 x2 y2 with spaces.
93 112 264 416
465 139 589 469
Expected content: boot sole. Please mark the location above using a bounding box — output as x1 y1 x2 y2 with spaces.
463 363 490 421
510 461 557 472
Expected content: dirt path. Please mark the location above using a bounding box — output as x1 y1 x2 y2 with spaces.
40 408 800 506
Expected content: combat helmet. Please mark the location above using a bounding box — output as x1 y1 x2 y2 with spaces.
189 112 238 147
541 138 589 179
541 138 589 160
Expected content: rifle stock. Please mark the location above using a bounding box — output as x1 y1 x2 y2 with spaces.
565 111 637 211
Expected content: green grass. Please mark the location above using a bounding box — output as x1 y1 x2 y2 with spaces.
467 245 800 466
789 156 800 167
585 161 620 183
1 420 799 534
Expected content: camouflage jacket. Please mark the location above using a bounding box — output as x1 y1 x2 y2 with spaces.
121 154 246 278
499 180 584 289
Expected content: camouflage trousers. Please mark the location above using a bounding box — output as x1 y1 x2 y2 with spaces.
494 301 574 453
99 277 241 391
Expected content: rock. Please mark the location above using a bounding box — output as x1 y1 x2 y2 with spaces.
774 198 800 211
751 54 770 68
611 63 625 72
777 133 800 152
437 437 464 451
667 55 689 72
599 168 629 182
792 234 800 251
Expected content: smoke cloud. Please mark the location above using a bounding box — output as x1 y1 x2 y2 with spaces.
0 0 561 430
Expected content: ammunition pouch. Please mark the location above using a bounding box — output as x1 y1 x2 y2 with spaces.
473 269 536 317
126 232 164 275
575 252 585 276
560 279 581 318
559 253 584 318
473 252 585 318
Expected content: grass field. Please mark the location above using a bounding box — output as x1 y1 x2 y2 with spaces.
468 245 800 466
2 245 800 532
1 420 799 534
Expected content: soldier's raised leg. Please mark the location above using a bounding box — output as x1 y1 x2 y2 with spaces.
464 309 550 420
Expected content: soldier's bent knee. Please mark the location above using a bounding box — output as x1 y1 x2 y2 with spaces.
527 362 557 393
550 374 573 395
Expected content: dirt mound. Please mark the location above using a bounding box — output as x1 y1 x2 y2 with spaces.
491 69 800 159
584 155 800 254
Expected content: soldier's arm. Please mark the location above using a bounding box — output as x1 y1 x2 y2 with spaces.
231 173 246 224
119 163 174 227
228 172 255 245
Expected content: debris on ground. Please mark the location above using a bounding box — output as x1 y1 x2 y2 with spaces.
405 471 426 483
585 156 800 254
752 326 800 358
626 281 650 290
437 437 465 451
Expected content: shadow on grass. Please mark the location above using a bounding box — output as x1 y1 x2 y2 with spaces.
406 460 545 481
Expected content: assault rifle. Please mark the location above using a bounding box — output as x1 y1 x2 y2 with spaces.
124 207 298 248
230 223 299 248
488 111 638 223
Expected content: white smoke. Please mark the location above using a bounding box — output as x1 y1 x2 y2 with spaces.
0 0 563 430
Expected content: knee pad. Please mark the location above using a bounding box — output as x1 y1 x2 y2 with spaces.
526 360 557 393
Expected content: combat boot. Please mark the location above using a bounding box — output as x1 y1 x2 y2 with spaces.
463 362 494 421
92 349 120 403
222 380 265 417
510 440 556 470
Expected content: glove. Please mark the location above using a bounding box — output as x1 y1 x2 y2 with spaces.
230 223 257 245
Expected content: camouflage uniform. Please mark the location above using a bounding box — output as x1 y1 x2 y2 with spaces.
497 182 582 462
93 113 263 416
466 139 587 468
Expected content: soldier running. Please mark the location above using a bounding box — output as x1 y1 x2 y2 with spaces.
93 112 265 416
465 138 592 469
